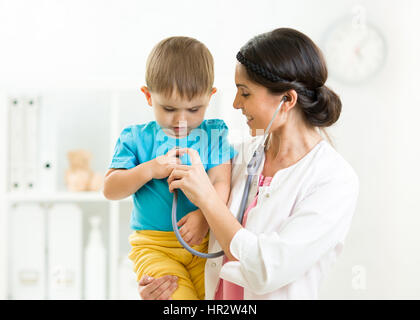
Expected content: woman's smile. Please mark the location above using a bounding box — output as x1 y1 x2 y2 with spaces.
244 113 254 124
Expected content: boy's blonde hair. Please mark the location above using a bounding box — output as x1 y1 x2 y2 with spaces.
145 36 214 101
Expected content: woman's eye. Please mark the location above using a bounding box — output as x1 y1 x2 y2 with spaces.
241 93 250 97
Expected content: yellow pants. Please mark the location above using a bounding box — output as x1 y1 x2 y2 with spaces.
128 230 208 300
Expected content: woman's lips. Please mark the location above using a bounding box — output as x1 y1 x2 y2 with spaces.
245 115 254 124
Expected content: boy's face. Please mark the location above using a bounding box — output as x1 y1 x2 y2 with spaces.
141 87 216 138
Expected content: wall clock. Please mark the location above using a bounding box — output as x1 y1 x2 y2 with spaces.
323 11 387 84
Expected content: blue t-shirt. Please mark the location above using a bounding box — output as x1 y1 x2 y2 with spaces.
109 119 237 231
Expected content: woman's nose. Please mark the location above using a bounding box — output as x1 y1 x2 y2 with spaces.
233 96 242 110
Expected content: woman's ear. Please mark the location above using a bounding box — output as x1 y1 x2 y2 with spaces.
141 86 153 106
282 90 298 112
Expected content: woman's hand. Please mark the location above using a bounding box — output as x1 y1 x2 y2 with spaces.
167 148 217 208
137 274 178 300
177 209 209 246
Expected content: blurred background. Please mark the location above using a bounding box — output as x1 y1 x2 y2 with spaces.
0 0 419 299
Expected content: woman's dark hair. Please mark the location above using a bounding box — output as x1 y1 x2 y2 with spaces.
237 28 341 128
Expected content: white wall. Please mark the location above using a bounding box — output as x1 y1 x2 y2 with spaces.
1 0 419 299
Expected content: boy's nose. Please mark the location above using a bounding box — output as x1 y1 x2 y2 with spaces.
173 116 187 126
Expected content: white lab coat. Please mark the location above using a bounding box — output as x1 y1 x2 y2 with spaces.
204 137 359 300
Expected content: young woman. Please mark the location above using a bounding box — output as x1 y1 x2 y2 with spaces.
138 27 359 300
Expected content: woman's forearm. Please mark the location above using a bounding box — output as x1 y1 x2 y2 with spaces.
200 191 242 261
212 180 231 204
103 161 153 200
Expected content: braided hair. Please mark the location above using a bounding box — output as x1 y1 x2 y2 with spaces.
237 28 341 128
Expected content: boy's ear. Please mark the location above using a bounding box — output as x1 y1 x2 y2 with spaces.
141 86 153 106
210 87 217 96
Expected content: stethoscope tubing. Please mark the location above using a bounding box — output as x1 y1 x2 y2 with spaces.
171 97 287 259
172 190 225 258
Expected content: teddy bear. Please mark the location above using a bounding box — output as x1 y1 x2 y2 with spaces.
65 149 104 192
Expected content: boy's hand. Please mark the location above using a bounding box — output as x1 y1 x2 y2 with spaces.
177 209 209 246
150 148 182 180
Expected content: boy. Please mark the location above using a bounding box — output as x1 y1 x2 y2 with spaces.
103 36 236 300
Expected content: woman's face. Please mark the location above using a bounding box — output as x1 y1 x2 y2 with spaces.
233 63 285 136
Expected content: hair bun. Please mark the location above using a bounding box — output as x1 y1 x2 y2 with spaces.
303 86 342 127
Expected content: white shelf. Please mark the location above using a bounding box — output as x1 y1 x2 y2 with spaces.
5 191 131 203
0 90 136 300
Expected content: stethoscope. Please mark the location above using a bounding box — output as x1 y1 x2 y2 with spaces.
171 96 288 259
